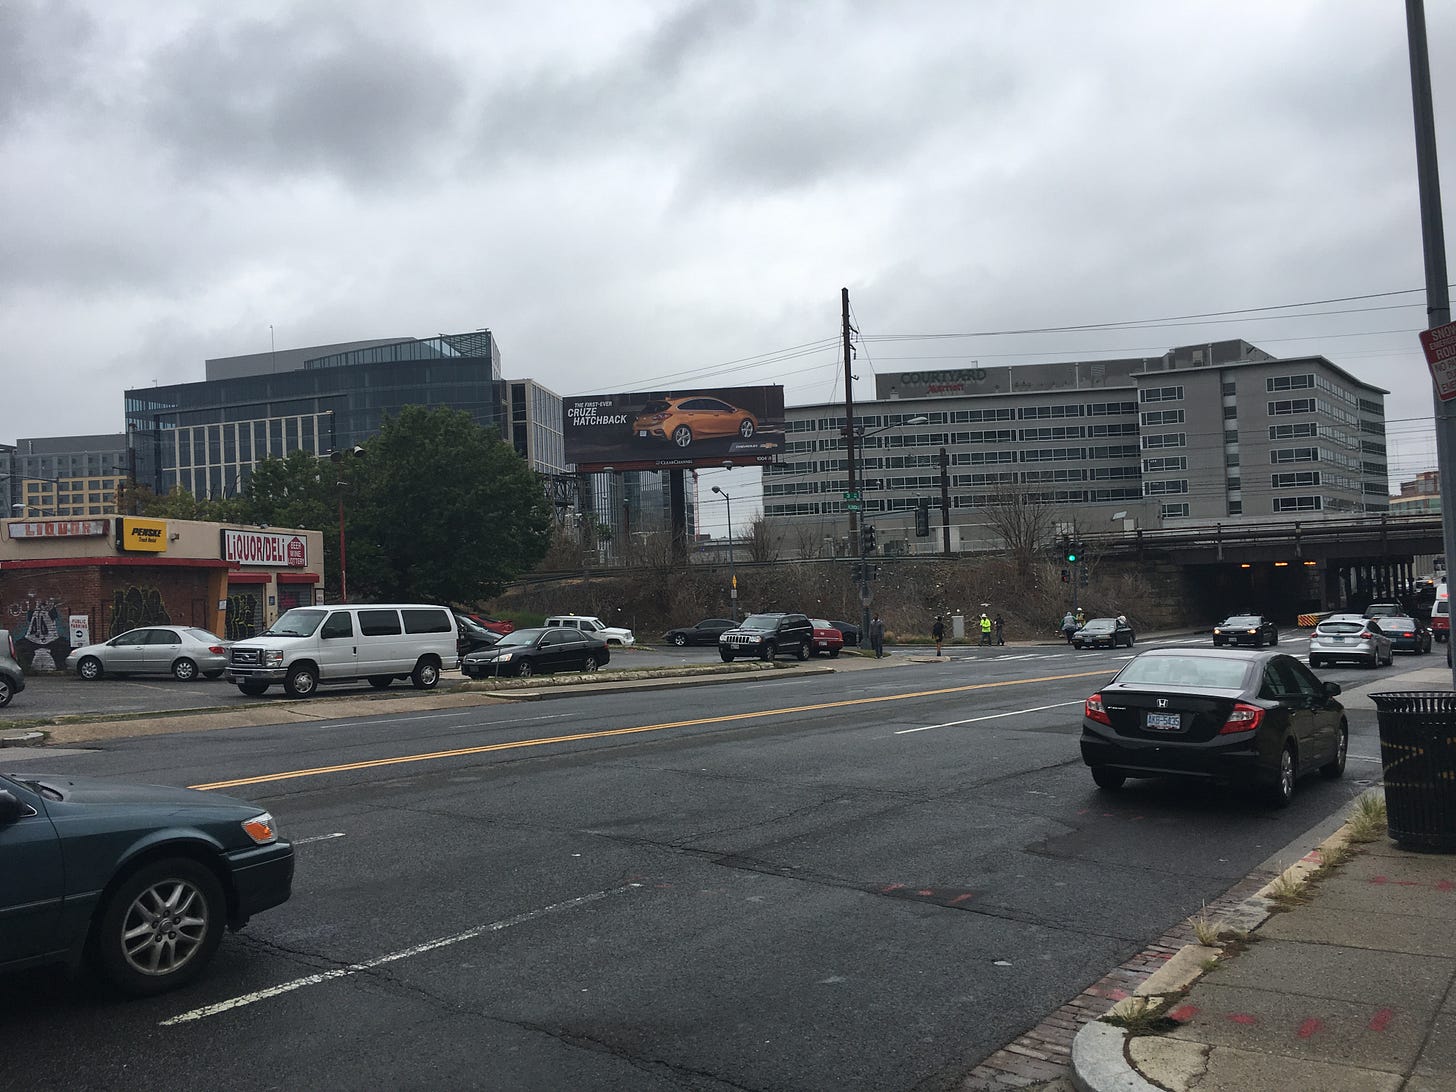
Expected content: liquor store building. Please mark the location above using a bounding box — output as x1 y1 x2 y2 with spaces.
0 517 325 668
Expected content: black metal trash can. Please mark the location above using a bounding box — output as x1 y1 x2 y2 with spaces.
1372 691 1456 852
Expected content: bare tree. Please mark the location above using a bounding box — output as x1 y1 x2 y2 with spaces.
980 481 1058 579
789 521 823 560
745 513 781 563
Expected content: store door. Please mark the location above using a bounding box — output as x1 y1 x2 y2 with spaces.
226 586 264 641
277 583 312 612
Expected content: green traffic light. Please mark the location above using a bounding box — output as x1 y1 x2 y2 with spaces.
1066 553 1078 563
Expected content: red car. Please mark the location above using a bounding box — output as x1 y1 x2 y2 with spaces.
469 614 515 635
810 619 844 658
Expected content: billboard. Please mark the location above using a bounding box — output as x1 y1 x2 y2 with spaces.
563 386 786 471
222 528 308 567
116 517 168 553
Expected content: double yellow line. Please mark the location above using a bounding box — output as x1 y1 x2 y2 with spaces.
191 669 1109 791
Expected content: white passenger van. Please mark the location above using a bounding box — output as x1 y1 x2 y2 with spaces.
226 603 459 698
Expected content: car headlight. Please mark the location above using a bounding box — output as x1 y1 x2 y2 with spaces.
263 651 284 667
242 811 279 845
498 652 513 661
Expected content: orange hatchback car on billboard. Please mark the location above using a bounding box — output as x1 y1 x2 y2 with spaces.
631 395 758 448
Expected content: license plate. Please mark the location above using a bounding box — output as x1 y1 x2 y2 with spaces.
1146 712 1181 730
1331 637 1347 644
637 430 649 437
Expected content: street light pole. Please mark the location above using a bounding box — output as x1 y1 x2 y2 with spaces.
330 444 365 604
711 485 738 620
854 415 929 648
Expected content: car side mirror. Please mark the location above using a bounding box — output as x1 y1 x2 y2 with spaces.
1323 681 1342 697
0 789 31 823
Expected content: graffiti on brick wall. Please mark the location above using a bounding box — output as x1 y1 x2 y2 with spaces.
5 596 71 671
225 593 260 641
109 585 171 637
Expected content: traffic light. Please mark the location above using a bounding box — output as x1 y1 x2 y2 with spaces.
1060 568 1070 583
1080 565 1089 587
1065 546 1079 564
914 500 930 537
862 524 878 553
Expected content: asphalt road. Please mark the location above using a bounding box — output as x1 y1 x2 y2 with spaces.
1 633 1414 1091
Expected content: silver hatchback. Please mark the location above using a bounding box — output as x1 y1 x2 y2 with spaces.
1309 614 1394 670
66 626 231 681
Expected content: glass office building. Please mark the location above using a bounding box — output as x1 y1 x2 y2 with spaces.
123 331 509 498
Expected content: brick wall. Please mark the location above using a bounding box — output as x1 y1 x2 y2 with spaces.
0 565 217 669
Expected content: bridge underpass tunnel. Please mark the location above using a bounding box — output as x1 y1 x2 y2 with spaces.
1189 560 1328 625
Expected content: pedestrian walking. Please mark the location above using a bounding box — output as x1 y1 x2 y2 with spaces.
870 613 886 658
1061 611 1077 643
931 615 945 656
978 613 992 645
1075 606 1086 627
993 613 1005 645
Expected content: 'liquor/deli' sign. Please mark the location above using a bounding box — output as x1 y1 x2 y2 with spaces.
222 528 308 567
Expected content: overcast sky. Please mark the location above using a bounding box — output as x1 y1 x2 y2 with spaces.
2 0 1452 532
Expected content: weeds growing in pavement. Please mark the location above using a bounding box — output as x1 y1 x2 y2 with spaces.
1266 865 1311 908
1186 904 1250 947
1346 791 1388 843
1101 995 1182 1035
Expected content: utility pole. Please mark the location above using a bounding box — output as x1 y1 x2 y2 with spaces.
939 446 951 555
1406 0 1455 686
843 287 869 647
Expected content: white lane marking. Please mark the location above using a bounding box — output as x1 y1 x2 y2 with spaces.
895 699 1087 735
292 832 346 845
991 654 1045 662
161 883 640 1026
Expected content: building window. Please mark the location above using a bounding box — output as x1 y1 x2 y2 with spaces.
1141 432 1186 449
1161 502 1190 518
1266 374 1315 392
1273 471 1321 488
1268 398 1316 416
1271 447 1318 463
1140 385 1184 403
1273 495 1324 512
1140 409 1185 426
1227 501 1242 515
1222 405 1238 419
1143 479 1189 496
1142 456 1188 473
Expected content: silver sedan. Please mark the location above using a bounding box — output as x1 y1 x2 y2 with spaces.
66 626 231 681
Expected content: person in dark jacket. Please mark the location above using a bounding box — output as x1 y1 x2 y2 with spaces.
870 614 886 658
994 614 1005 645
931 615 945 656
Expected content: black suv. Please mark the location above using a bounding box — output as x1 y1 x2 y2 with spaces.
719 613 814 662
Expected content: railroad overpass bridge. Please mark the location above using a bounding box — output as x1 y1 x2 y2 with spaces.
1084 515 1445 621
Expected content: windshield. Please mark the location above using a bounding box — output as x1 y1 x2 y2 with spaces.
1384 617 1417 629
263 609 326 638
1319 621 1367 635
1115 655 1250 688
495 628 544 648
740 614 781 631
1222 616 1261 626
186 628 224 643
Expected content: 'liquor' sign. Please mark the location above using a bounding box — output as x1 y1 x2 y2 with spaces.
222 529 308 568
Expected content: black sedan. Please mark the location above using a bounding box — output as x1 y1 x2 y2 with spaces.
1079 648 1346 807
454 613 502 657
0 772 294 995
829 619 861 646
1072 617 1135 649
1212 614 1279 647
461 626 609 678
663 617 737 647
1382 616 1433 655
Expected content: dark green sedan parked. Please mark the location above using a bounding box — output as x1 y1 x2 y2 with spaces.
0 772 294 995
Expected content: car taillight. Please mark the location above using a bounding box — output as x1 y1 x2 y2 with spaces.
1402 631 1415 638
1359 631 1373 640
1218 703 1264 735
1085 693 1112 726
209 645 225 654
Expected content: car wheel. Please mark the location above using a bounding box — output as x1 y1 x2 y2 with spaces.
581 657 599 673
368 675 393 689
238 680 269 696
795 641 809 661
671 424 693 448
0 678 11 708
92 857 225 997
1364 655 1378 669
171 658 198 681
516 659 535 678
672 633 688 647
1091 767 1125 790
1309 656 1322 669
203 670 224 680
761 641 776 661
78 655 104 681
738 418 756 439
829 648 840 658
411 660 440 690
1213 639 1224 647
720 651 734 662
284 665 317 698
1268 745 1297 808
1321 722 1348 780
1271 629 1280 646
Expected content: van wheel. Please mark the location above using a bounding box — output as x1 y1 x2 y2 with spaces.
410 660 440 690
238 680 269 696
284 665 317 698
368 676 393 690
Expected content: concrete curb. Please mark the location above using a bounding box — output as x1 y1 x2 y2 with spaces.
1069 814 1373 1092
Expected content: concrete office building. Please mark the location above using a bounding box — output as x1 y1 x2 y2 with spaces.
763 340 1388 555
5 434 130 520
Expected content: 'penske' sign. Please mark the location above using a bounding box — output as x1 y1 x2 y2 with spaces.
117 517 168 553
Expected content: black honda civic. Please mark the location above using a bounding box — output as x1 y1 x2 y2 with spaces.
1078 648 1346 807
